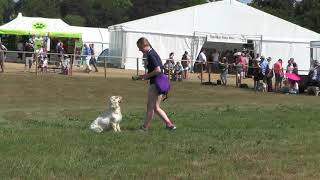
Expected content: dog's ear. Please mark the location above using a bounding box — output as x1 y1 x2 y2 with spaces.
117 96 123 103
109 96 116 102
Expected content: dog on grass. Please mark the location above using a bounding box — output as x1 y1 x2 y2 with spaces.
256 82 267 92
90 96 123 133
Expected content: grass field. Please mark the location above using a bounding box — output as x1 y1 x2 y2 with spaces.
0 72 320 179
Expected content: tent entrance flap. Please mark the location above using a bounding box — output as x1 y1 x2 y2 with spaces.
206 33 247 44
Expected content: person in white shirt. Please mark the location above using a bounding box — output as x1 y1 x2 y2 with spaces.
199 50 207 71
212 49 220 73
181 51 191 79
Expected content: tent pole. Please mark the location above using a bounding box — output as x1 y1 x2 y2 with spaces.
71 40 77 76
35 51 38 76
260 35 263 56
104 57 107 79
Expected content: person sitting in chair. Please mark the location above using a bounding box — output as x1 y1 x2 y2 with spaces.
173 62 183 81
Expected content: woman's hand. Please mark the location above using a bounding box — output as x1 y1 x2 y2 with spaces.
139 74 147 80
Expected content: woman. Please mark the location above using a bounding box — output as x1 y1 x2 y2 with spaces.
286 59 294 73
234 53 243 87
89 44 98 72
252 59 262 90
274 59 284 92
137 37 176 131
219 57 228 86
181 51 190 79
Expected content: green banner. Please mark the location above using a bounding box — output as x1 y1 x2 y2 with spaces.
0 28 81 38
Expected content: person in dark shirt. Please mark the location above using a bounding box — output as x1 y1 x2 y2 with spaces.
25 43 34 71
137 37 176 131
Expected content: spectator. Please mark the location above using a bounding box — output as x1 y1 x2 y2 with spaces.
234 52 243 87
199 49 207 71
212 49 220 73
0 41 7 73
181 51 191 79
37 45 48 73
173 62 183 81
274 59 284 92
62 55 71 75
252 59 262 90
164 59 174 78
247 52 254 76
241 52 248 78
266 57 273 92
57 42 65 69
286 58 294 73
259 56 268 82
55 41 61 53
168 52 175 65
293 62 298 75
219 57 229 86
17 41 24 61
308 60 320 87
24 42 34 72
89 44 98 72
83 44 92 73
196 49 207 80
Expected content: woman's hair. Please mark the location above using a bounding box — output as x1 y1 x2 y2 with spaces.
137 37 152 48
169 52 174 56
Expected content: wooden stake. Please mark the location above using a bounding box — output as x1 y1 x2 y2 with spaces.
104 58 107 79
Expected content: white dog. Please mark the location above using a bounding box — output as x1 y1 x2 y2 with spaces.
257 82 267 92
90 96 123 133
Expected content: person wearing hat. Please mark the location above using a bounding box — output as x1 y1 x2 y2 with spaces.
0 41 7 73
259 56 268 82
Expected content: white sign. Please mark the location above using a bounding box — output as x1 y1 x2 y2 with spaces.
207 33 247 44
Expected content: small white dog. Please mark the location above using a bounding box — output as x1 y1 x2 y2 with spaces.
257 82 267 92
90 96 123 133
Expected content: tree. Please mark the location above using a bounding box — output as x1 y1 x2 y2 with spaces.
15 0 61 18
129 0 207 21
60 0 132 27
0 0 15 25
295 0 320 33
64 15 86 26
250 0 297 23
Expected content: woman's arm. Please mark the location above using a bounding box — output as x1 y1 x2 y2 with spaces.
140 66 161 80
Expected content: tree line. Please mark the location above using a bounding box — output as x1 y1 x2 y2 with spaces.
1 0 320 34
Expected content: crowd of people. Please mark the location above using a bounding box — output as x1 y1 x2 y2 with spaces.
0 38 100 75
163 51 191 81
162 47 320 95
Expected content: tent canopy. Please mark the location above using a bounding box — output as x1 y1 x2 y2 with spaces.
71 26 109 43
0 13 81 38
109 0 320 43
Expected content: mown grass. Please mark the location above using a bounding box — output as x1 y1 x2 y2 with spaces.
0 73 320 179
